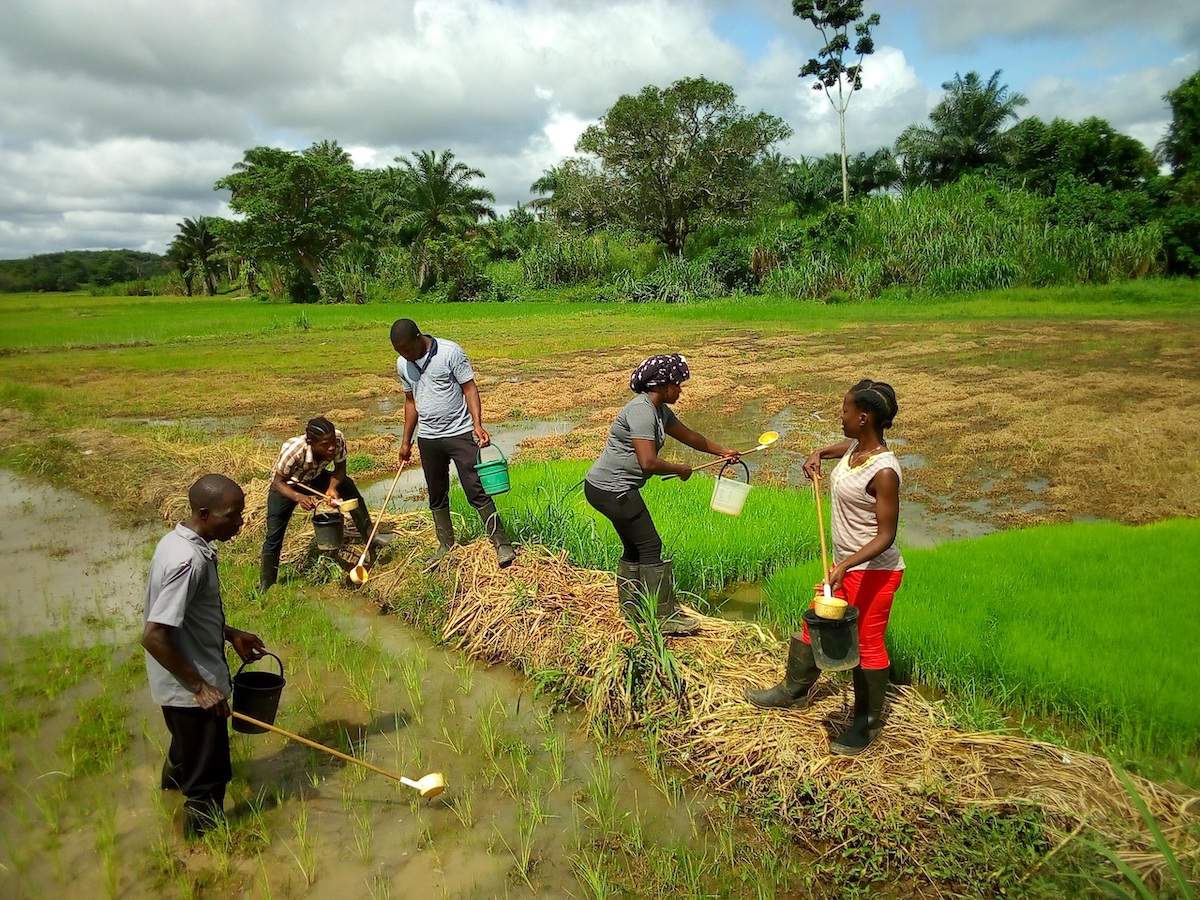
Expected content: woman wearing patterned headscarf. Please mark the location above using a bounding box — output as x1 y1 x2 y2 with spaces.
584 353 738 636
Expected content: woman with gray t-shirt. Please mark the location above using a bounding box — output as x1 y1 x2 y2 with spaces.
584 353 737 637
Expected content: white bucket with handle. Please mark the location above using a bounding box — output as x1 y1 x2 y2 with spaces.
710 459 752 516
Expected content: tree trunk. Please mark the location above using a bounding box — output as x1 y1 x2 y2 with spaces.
839 109 850 206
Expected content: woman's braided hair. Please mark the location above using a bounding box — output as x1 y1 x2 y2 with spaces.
849 380 898 431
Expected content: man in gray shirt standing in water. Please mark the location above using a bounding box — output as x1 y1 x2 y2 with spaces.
390 318 516 568
142 474 266 839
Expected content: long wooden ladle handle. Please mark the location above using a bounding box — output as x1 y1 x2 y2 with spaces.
354 461 406 567
812 472 831 581
232 712 408 784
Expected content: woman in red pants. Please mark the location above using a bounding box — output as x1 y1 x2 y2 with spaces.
745 379 903 756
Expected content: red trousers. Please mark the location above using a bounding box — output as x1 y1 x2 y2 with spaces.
802 569 903 670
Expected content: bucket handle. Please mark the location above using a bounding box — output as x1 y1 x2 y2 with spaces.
234 651 284 681
476 444 507 465
716 459 750 483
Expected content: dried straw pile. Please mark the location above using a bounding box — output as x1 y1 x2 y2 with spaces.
429 540 1199 883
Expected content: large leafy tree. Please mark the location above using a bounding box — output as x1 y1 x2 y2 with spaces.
172 216 221 295
1006 116 1155 194
576 76 791 254
896 70 1028 187
793 0 881 205
386 149 496 244
529 159 612 231
1157 69 1200 274
215 141 363 301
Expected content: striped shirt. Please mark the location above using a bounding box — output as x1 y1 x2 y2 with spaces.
830 440 904 572
273 431 347 485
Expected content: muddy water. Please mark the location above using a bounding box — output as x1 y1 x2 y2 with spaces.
0 468 162 639
0 472 716 899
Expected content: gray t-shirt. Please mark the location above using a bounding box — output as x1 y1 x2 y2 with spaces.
397 337 476 440
585 393 679 493
143 524 230 708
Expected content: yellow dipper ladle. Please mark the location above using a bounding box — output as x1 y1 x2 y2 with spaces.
662 431 779 480
287 479 360 513
348 461 406 585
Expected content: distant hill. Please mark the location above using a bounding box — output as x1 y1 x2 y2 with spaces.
0 249 168 292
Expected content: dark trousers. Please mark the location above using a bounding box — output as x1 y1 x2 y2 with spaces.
418 432 489 510
160 706 231 817
263 471 366 556
584 481 663 565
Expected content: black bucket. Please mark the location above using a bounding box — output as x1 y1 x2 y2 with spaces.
231 652 286 734
803 606 860 671
313 511 343 550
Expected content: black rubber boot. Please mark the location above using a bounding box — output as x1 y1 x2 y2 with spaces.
430 507 456 566
183 792 224 840
616 559 641 621
744 634 820 709
258 552 280 593
161 756 182 791
349 505 392 549
478 499 517 569
830 667 889 755
641 560 698 637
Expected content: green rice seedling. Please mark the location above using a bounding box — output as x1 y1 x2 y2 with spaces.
476 700 502 763
438 721 466 756
346 662 380 715
571 850 616 899
60 690 132 777
450 653 474 695
450 786 476 829
579 750 621 834
352 803 374 864
367 870 392 900
396 653 426 723
541 730 565 788
95 805 119 898
494 811 537 889
257 857 275 900
287 803 318 888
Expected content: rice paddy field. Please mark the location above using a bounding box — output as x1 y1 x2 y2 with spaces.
1 282 1199 898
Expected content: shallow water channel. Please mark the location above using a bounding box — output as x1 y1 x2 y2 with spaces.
0 470 732 898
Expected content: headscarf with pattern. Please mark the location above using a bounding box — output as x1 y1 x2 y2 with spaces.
630 353 690 393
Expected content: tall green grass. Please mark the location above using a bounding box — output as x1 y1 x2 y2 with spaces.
763 518 1200 769
760 177 1165 301
449 460 820 597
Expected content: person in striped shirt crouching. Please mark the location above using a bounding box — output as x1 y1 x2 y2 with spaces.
259 417 391 591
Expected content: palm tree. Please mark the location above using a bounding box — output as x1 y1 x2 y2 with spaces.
389 150 496 244
173 216 221 295
896 70 1028 187
165 238 195 296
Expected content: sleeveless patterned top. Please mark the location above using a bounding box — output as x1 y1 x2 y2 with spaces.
829 439 905 572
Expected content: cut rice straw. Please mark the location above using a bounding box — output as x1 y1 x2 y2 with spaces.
384 539 1199 885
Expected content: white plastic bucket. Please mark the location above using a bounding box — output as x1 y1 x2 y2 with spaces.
710 460 751 516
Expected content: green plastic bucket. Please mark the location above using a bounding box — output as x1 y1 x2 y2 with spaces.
475 445 510 496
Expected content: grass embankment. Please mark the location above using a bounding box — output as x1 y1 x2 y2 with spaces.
765 518 1200 783
449 459 820 595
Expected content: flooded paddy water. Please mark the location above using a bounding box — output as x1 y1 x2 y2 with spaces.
0 469 781 899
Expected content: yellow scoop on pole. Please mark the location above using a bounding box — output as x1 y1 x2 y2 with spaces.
662 431 779 480
348 461 406 585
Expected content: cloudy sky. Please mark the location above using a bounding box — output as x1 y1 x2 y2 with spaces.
1 0 1196 259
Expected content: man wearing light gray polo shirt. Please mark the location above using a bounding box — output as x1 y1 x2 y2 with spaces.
390 318 516 568
142 474 265 839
